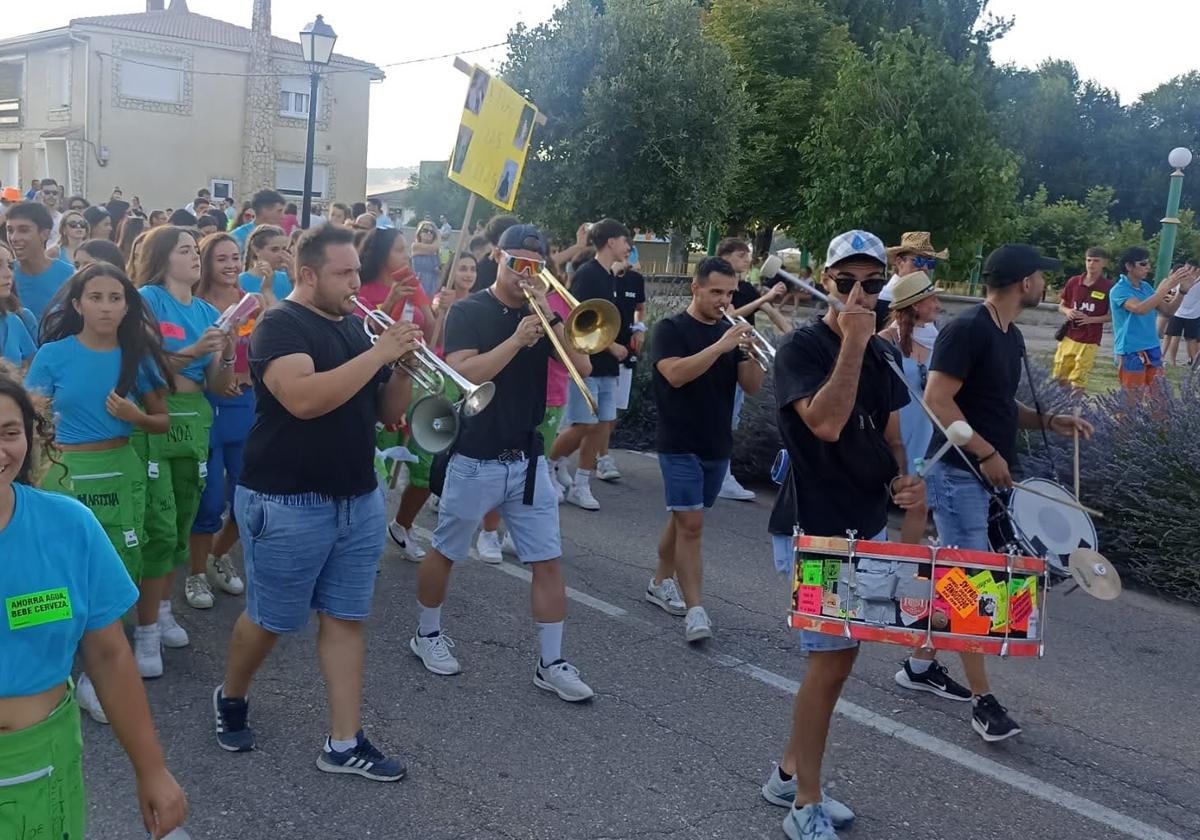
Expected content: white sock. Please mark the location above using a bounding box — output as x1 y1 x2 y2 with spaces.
328 735 358 753
908 657 934 674
574 468 592 488
158 599 172 613
537 620 564 666
417 603 442 637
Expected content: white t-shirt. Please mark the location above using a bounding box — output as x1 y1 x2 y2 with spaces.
1175 282 1200 320
878 272 903 303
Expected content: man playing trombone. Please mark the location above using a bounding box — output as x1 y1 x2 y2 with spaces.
410 224 597 702
648 256 764 642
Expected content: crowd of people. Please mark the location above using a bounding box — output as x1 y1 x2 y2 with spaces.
1 171 1195 840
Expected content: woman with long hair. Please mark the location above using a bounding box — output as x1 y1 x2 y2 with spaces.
356 228 434 337
0 364 188 840
74 238 127 272
0 242 36 367
410 220 443 298
189 232 254 606
84 206 113 243
118 215 147 265
47 210 89 264
132 226 235 663
427 252 477 353
28 263 174 718
239 224 292 305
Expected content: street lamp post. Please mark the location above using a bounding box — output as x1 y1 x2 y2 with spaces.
1154 146 1192 281
298 14 337 229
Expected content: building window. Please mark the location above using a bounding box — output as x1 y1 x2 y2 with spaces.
47 49 70 109
279 77 317 119
0 57 23 128
275 160 327 200
119 52 183 103
210 179 234 201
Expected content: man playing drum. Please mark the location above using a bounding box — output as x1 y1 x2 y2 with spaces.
761 231 924 840
920 244 1093 742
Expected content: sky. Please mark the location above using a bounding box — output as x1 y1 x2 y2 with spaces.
4 0 1198 169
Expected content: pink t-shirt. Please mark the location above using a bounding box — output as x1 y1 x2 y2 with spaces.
545 291 571 407
355 274 432 331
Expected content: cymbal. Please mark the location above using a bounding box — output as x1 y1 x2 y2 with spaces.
1068 548 1123 601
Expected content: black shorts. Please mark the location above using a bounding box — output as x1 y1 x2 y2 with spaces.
1165 315 1200 340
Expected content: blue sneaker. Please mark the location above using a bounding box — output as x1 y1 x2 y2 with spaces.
213 684 255 752
316 730 406 782
762 765 855 828
783 803 839 840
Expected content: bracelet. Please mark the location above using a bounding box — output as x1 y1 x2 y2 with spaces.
978 449 999 464
219 356 236 370
630 322 647 333
1044 413 1057 430
548 313 563 328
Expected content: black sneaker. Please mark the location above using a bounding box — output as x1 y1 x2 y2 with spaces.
316 730 406 782
972 694 1022 742
894 659 972 702
213 684 256 752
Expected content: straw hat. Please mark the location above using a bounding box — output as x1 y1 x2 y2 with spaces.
885 231 948 260
889 271 941 310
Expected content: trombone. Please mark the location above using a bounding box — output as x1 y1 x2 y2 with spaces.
720 308 773 372
352 297 495 417
518 277 602 415
535 268 621 355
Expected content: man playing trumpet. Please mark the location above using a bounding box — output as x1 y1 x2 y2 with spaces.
410 224 597 702
647 256 764 642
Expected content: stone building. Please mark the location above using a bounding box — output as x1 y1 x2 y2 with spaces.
0 0 383 209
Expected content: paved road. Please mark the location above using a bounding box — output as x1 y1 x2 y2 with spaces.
85 452 1200 839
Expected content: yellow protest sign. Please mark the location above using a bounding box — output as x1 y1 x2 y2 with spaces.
448 65 539 211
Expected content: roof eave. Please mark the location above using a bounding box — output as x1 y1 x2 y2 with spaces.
0 26 73 53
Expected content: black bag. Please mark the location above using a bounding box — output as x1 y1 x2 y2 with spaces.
429 450 450 498
1054 320 1069 342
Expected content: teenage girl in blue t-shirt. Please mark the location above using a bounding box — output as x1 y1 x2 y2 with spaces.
26 262 174 722
133 226 236 677
239 224 293 304
0 242 37 369
0 365 187 839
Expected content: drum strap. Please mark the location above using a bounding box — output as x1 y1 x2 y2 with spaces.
1021 350 1058 480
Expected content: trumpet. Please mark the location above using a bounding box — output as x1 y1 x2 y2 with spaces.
352 298 495 417
720 308 773 372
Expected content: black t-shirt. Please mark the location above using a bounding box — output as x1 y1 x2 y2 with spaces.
731 280 759 327
614 269 647 349
769 319 908 539
472 255 498 292
240 301 390 497
926 304 1024 472
652 311 742 459
444 289 551 458
570 259 625 378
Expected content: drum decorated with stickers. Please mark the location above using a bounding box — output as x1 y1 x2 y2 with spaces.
788 534 1047 657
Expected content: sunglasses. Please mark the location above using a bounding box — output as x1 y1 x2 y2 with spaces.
831 276 887 295
501 250 545 278
66 221 88 229
912 256 938 270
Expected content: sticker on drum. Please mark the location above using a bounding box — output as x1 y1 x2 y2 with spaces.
1008 478 1097 559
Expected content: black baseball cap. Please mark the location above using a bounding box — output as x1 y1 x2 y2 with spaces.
496 223 549 258
983 244 1061 287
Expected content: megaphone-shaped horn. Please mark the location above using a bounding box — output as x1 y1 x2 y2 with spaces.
408 395 460 455
761 255 844 312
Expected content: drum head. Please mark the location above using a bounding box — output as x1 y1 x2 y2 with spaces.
1009 478 1097 557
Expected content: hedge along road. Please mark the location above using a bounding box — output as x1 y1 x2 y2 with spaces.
82 455 1200 839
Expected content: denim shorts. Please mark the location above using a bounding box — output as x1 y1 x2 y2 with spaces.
924 462 990 551
658 453 729 511
562 375 618 424
432 454 561 564
234 486 386 633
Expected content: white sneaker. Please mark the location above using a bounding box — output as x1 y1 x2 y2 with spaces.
206 554 245 595
185 574 215 609
388 521 426 563
534 658 595 702
553 458 574 492
476 530 502 564
410 631 461 675
645 577 687 616
134 625 163 678
428 495 440 512
718 470 756 501
157 600 190 648
76 673 109 724
501 531 518 556
685 606 713 642
595 454 621 482
566 483 600 511
556 482 565 504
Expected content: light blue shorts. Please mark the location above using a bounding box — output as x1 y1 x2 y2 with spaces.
432 454 561 564
562 374 618 424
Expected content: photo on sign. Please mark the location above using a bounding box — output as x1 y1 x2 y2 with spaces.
451 125 473 174
465 68 489 115
513 105 535 150
494 159 519 204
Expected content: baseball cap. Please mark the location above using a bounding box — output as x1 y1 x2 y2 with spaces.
497 223 549 258
983 244 1061 287
824 230 887 268
169 209 198 227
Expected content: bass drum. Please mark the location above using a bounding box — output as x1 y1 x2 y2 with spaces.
988 478 1098 573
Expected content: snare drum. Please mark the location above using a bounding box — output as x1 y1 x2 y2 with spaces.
988 478 1097 573
789 534 1046 657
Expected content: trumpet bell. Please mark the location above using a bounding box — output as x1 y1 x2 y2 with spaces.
461 381 496 416
408 396 460 454
566 298 621 355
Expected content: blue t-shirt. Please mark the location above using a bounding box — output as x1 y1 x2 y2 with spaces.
1110 275 1160 355
239 269 292 301
140 285 221 384
14 259 75 326
26 336 166 444
0 311 36 365
1 484 138 697
231 221 254 253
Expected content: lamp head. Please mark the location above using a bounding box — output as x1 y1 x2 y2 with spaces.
300 14 338 67
1168 147 1192 170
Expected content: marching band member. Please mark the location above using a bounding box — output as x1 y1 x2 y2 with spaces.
410 224 596 702
648 256 763 642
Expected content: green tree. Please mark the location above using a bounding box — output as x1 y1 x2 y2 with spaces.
404 160 482 224
821 0 1012 63
794 30 1017 268
1004 185 1116 282
502 0 742 238
703 0 855 242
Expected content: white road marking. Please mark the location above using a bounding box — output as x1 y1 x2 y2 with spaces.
404 523 1184 840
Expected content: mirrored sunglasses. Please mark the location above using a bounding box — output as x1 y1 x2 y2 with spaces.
501 250 545 278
